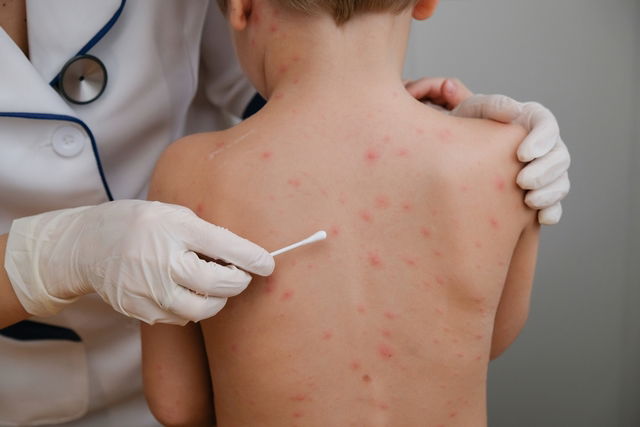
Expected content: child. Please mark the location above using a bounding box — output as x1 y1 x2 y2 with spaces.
142 0 540 425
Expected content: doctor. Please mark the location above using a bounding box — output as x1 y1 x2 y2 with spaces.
0 0 570 425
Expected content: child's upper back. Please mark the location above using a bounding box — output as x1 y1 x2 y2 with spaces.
151 96 535 426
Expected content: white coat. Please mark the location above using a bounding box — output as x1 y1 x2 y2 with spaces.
0 1 254 425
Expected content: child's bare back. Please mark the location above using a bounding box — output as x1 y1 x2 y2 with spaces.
144 93 539 426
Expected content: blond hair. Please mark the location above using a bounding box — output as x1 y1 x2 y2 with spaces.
217 0 419 25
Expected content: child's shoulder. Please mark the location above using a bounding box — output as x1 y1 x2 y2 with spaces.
148 129 231 203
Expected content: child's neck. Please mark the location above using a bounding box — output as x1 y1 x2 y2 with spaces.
260 11 413 105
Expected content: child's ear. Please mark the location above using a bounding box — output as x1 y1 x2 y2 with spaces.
412 0 440 20
228 0 253 30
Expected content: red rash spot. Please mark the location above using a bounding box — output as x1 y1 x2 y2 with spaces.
456 353 465 358
360 210 374 223
292 55 301 62
364 148 381 163
251 38 256 47
292 412 303 419
322 330 333 340
278 65 288 75
270 24 278 33
261 151 273 160
384 311 398 320
288 178 301 188
438 128 454 142
281 290 294 301
195 203 204 216
449 412 458 419
381 329 392 338
356 305 367 314
421 227 432 238
362 374 372 383
293 78 300 85
378 402 390 410
402 202 413 212
403 257 418 267
495 176 506 191
230 344 238 353
396 148 410 157
433 250 444 257
265 277 277 294
375 195 390 209
432 338 441 345
474 241 483 248
350 361 361 371
489 217 500 229
274 93 284 100
460 185 469 193
378 344 394 359
290 393 308 402
475 355 483 361
435 276 445 285
329 225 341 237
475 334 484 340
435 308 444 315
368 252 383 268
416 128 425 135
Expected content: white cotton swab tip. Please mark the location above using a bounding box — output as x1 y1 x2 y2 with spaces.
270 230 327 257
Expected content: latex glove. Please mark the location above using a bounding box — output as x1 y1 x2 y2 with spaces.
452 95 570 224
5 200 274 325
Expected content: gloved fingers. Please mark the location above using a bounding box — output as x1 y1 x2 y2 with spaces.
517 138 571 190
165 286 228 323
516 103 561 162
524 172 570 210
538 203 563 225
452 94 523 123
171 251 253 298
116 291 190 326
180 216 275 276
405 77 473 110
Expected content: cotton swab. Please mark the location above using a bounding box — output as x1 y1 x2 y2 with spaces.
270 230 327 257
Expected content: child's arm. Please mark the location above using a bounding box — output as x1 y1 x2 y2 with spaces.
490 220 541 360
141 322 215 426
141 136 216 426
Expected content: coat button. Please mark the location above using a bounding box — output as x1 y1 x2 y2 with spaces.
52 125 85 158
58 54 108 104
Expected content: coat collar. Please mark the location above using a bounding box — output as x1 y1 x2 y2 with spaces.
26 0 125 84
0 28 73 115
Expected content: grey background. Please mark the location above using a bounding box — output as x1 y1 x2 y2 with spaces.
404 0 639 426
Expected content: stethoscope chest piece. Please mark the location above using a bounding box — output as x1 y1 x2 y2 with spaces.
58 54 108 105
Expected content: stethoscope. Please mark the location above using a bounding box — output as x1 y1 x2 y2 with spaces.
56 54 107 105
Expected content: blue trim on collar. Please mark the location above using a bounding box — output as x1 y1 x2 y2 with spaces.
50 0 127 87
0 112 114 201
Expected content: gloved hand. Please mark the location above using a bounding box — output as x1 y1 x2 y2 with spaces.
405 78 571 225
4 200 274 325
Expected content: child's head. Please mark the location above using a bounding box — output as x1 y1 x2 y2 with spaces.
223 0 439 98
217 0 437 25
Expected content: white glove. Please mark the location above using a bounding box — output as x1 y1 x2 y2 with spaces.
452 95 571 225
5 200 275 325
